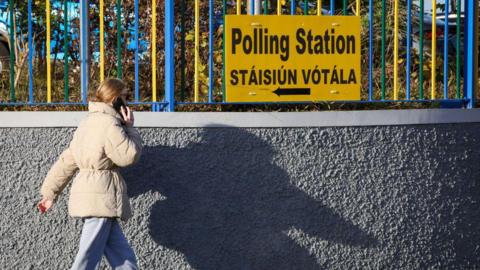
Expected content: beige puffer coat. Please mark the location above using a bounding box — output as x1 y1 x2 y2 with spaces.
40 102 143 221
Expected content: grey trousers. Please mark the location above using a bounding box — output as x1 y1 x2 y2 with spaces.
70 217 138 270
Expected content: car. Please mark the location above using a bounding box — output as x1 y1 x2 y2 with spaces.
412 1 479 61
411 12 461 57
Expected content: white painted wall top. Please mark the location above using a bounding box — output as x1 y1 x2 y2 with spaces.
0 109 480 128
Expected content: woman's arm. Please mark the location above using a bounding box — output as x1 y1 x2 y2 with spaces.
104 120 143 168
39 147 79 202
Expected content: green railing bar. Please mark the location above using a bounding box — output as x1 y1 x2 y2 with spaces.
116 0 122 79
381 0 386 99
180 0 186 101
343 0 347 15
222 0 226 101
419 0 424 99
9 0 15 101
455 0 461 98
304 0 308 14
264 0 267 14
64 0 69 101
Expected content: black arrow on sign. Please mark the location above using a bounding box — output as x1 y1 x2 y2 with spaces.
273 87 311 96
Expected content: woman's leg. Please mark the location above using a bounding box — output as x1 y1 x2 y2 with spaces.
104 219 138 270
71 217 112 270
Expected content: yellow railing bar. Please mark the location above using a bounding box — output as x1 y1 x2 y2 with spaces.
431 0 437 99
46 0 51 102
195 0 200 102
152 0 157 102
393 0 399 100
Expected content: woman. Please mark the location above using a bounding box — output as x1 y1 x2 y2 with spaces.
37 78 143 270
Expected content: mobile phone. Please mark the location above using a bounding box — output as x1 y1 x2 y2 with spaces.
112 97 126 114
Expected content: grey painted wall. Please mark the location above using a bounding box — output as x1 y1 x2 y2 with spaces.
1 124 479 269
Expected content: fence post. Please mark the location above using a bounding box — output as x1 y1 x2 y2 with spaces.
8 0 15 101
80 0 89 104
164 0 175 111
464 0 478 108
247 0 260 14
28 0 33 103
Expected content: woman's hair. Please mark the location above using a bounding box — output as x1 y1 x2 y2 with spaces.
93 78 126 103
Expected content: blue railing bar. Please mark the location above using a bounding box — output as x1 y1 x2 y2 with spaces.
291 0 295 15
127 102 169 105
0 102 170 106
164 0 175 112
28 0 34 103
464 0 478 108
176 99 469 105
0 102 87 106
406 0 411 100
134 0 139 102
368 0 373 101
0 98 468 107
330 0 335 15
443 0 449 99
208 0 214 103
251 0 254 14
80 0 89 104
0 99 468 107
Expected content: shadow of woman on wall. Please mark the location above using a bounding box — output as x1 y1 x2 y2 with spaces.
123 126 378 270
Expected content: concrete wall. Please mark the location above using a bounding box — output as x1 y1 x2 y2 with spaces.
1 110 480 269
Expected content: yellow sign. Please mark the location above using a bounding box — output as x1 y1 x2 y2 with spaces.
225 15 361 102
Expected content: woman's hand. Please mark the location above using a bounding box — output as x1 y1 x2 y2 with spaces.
120 106 134 128
37 198 53 213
